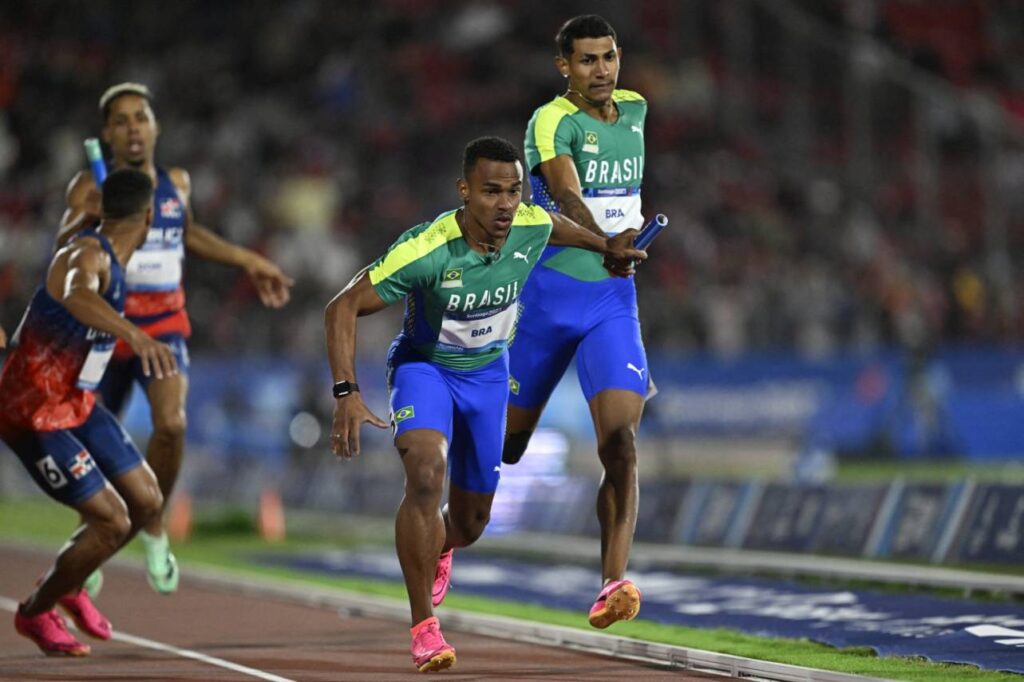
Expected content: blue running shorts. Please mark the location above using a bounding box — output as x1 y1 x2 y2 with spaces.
99 333 190 415
386 337 509 494
2 404 144 506
508 266 648 409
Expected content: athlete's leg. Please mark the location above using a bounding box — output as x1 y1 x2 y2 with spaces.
395 428 449 626
443 483 495 550
576 307 648 584
503 323 576 465
141 371 188 535
2 421 150 616
588 389 644 582
81 357 135 597
503 405 544 466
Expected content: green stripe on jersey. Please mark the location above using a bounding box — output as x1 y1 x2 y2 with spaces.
369 203 553 370
525 89 647 282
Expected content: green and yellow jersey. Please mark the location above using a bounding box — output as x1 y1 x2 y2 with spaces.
524 89 646 282
369 203 553 371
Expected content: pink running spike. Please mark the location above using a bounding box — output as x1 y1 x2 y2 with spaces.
58 590 112 640
410 616 456 672
431 549 453 607
14 607 91 657
588 579 642 629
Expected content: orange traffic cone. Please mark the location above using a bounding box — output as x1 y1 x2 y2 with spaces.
167 492 193 543
257 486 286 542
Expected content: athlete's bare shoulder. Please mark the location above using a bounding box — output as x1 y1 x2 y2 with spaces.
167 167 192 203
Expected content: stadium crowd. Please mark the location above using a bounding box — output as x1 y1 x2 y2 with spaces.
1 0 1022 360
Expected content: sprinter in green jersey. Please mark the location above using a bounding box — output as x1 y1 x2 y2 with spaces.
505 15 651 630
324 137 643 672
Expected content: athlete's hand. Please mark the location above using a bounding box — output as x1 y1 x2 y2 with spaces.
330 394 388 460
127 332 178 380
603 228 646 277
243 254 294 309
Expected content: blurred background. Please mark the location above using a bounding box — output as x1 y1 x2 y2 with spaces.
1 0 1023 564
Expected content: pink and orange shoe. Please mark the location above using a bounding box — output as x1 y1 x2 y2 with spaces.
14 606 91 657
58 590 112 640
410 616 456 672
588 579 641 629
431 549 453 607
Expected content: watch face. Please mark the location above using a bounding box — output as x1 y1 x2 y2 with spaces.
333 382 351 398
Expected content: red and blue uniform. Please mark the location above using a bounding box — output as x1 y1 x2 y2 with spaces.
101 166 190 413
0 231 145 505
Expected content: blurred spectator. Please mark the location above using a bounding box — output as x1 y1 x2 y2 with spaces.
1 0 1022 359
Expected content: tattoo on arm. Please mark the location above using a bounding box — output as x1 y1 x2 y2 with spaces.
558 194 605 238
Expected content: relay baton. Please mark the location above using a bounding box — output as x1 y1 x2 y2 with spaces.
84 138 107 184
635 213 668 251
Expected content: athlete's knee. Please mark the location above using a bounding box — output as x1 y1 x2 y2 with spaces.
129 487 164 529
450 508 490 547
151 410 186 440
401 447 446 506
599 426 638 469
88 504 132 550
502 430 533 465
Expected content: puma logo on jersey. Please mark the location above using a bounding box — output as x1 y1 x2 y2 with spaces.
631 125 643 135
513 247 532 263
626 362 646 379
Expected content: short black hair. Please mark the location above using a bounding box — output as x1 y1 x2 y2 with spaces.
102 169 154 219
556 15 617 57
462 136 521 178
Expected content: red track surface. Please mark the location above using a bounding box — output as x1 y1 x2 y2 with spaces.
0 546 729 681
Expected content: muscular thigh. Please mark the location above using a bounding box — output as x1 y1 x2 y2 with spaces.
576 313 649 403
2 420 114 506
447 358 510 494
133 334 190 425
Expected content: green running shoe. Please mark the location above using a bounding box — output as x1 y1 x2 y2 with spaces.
140 531 179 594
82 569 103 600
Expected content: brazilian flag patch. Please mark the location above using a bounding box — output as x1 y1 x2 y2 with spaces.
441 268 463 288
394 406 415 423
582 131 599 154
508 376 520 395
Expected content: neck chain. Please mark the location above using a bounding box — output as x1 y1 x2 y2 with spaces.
566 88 617 121
458 209 500 254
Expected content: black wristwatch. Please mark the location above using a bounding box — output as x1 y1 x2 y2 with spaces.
332 380 360 398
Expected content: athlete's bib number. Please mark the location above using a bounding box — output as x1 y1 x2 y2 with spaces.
439 304 517 352
77 338 115 390
35 455 68 489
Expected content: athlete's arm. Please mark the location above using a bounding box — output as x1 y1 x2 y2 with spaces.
548 212 645 275
56 171 102 248
324 268 390 459
54 242 178 379
537 155 605 238
172 167 294 308
0 325 6 349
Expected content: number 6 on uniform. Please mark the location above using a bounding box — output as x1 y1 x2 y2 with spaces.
35 455 68 489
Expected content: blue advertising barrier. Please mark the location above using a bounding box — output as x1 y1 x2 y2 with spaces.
257 550 1024 674
147 347 1024 462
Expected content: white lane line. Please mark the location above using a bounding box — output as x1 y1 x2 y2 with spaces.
0 595 296 682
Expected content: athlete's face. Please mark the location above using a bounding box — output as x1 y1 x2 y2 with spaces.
558 36 620 105
102 94 159 168
459 159 523 242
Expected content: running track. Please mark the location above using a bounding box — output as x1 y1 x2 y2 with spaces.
0 546 728 681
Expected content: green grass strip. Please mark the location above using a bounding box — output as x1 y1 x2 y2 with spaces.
0 497 1019 681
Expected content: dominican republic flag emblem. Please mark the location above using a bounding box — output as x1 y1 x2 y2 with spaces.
69 450 96 480
160 197 183 219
